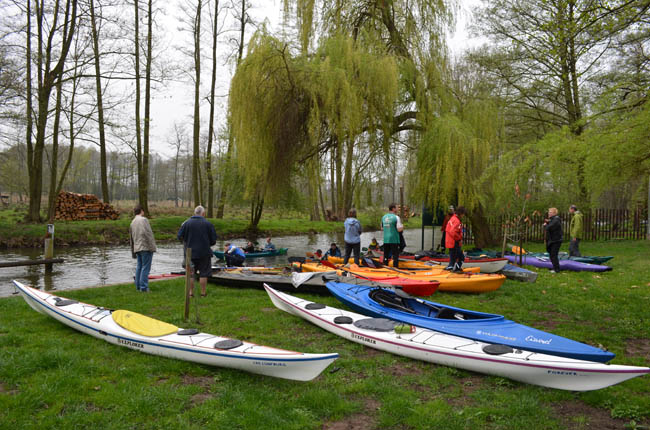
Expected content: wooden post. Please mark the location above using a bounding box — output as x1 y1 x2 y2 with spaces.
184 247 192 321
421 202 425 251
44 224 54 272
501 225 507 258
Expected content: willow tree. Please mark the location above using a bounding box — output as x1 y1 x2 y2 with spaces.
229 31 399 227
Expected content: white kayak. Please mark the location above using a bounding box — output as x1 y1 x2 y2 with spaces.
263 284 650 391
13 280 337 381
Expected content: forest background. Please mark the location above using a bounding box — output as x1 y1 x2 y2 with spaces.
0 0 649 247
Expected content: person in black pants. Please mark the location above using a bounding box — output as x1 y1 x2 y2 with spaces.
544 207 563 273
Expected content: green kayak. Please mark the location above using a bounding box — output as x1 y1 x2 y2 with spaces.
213 248 288 260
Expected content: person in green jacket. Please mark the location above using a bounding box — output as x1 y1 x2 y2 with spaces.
381 203 404 268
569 205 583 257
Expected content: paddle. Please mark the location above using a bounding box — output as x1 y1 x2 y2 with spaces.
364 256 417 276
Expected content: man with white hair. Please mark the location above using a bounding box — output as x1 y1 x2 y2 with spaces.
177 205 217 297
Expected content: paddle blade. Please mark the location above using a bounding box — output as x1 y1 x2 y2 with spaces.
320 259 338 270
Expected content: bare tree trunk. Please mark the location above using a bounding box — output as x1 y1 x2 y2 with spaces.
205 0 220 217
28 0 78 222
46 72 64 222
55 59 80 199
142 0 153 213
89 0 110 203
216 0 248 218
134 0 144 208
25 0 34 218
191 0 202 207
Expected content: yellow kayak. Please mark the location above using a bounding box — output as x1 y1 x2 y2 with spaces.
296 262 505 293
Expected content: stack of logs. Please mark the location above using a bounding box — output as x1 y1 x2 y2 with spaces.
54 191 120 221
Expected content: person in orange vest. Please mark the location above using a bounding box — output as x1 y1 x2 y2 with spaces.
445 206 466 272
439 205 454 253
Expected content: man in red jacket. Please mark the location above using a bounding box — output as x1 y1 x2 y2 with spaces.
445 206 466 272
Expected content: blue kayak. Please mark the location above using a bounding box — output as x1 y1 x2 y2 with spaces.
325 280 615 363
213 248 288 260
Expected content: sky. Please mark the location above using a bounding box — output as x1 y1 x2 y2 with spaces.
147 0 482 158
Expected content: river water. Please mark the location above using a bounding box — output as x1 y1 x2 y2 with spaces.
0 228 441 298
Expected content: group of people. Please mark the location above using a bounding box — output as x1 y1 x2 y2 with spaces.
128 201 585 295
544 205 583 273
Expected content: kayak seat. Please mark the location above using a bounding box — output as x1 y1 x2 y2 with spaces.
112 310 178 337
369 289 416 314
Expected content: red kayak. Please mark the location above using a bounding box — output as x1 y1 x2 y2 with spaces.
354 275 440 296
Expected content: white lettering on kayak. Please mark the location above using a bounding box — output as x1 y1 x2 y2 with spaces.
525 335 552 344
475 330 516 342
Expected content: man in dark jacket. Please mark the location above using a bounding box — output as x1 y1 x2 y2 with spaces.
177 206 217 297
544 207 563 273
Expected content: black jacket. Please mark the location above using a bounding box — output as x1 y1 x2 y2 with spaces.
177 216 218 259
544 215 563 244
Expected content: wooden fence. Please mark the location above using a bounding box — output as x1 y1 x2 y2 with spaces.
463 208 648 244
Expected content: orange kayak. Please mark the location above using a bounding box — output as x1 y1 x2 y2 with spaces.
297 262 505 294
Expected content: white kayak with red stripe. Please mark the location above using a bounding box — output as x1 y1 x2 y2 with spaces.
263 284 649 391
13 280 337 381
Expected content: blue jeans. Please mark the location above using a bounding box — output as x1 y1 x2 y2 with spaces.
135 251 153 291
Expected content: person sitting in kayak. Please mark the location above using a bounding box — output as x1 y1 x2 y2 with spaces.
368 238 380 251
243 241 256 253
263 237 276 251
313 249 323 259
324 242 341 258
224 243 246 267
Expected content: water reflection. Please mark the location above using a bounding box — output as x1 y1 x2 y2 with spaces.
0 227 440 298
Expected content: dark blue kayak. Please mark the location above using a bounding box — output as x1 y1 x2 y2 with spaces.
213 248 288 260
325 280 615 363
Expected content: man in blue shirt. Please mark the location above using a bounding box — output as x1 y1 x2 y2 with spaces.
177 206 217 297
263 237 276 251
224 243 246 267
343 209 362 265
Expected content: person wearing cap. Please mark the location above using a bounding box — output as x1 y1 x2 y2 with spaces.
569 205 583 257
440 206 454 253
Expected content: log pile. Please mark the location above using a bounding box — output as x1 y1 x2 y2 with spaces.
54 191 120 221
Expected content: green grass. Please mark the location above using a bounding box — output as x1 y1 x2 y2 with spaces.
1 240 648 429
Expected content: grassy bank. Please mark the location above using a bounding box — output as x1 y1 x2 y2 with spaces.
1 241 648 429
0 206 420 249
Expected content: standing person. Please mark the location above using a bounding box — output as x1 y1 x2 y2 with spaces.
177 205 217 297
569 205 583 257
544 207 563 273
439 206 454 253
343 209 362 265
445 206 466 272
224 243 246 267
381 203 404 268
129 204 156 292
